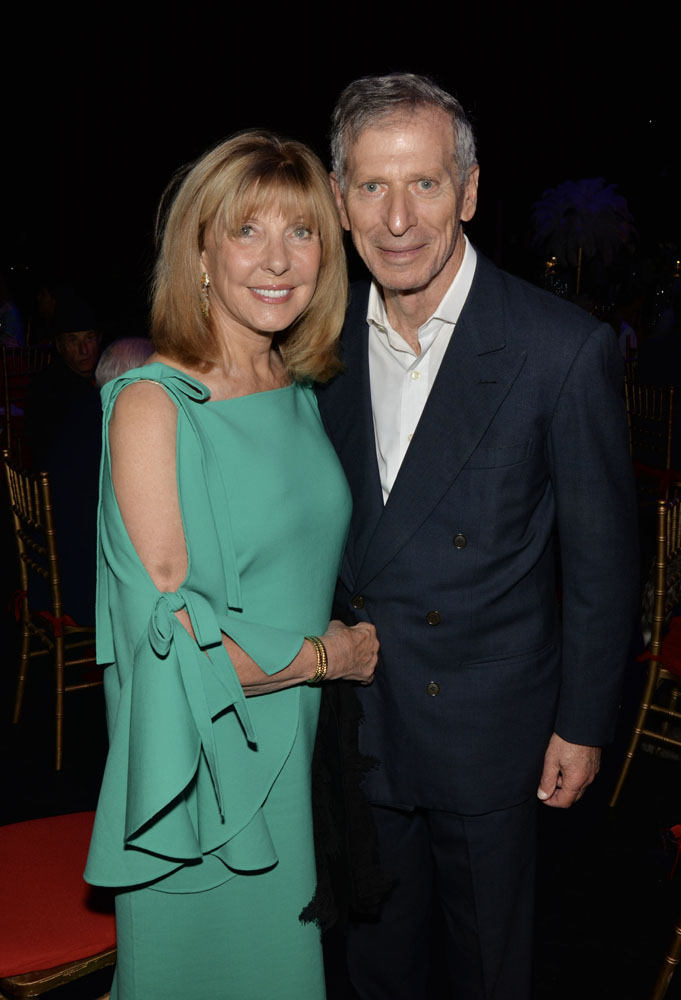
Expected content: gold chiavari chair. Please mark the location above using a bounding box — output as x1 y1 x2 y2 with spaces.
3 450 100 770
625 378 677 499
0 346 52 461
649 904 681 1000
610 494 681 807
624 358 638 385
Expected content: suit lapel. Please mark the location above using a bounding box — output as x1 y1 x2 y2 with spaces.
355 255 527 591
317 285 383 589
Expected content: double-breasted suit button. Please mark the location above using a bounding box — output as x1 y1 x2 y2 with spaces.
426 610 441 625
426 681 440 697
453 533 467 548
351 595 365 609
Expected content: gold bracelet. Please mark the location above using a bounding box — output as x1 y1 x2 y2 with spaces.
305 635 328 684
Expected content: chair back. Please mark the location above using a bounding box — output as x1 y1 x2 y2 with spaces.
3 450 62 618
625 378 675 471
643 497 681 1000
624 358 638 384
1 345 52 460
2 449 99 770
610 491 681 807
649 494 681 659
624 378 680 510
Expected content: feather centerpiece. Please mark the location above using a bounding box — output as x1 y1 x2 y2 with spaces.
531 178 636 269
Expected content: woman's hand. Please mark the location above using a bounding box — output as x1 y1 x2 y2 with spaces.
322 620 379 684
224 620 378 695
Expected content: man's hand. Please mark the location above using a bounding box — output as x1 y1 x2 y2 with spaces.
536 732 601 808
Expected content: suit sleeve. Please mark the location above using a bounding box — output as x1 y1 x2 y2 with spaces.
546 323 638 746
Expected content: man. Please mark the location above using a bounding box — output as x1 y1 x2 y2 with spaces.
24 292 101 469
20 295 102 622
317 74 638 999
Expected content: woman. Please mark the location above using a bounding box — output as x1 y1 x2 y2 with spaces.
85 131 378 1000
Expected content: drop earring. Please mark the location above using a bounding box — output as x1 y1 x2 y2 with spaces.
200 272 210 318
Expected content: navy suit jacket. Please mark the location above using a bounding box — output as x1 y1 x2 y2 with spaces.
317 253 639 816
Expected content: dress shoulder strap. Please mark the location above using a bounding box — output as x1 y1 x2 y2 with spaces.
100 362 210 420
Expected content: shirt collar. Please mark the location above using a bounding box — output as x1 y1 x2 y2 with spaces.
367 235 477 337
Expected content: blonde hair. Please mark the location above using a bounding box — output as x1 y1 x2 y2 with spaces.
152 131 347 381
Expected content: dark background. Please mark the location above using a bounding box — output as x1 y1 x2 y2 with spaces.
3 18 681 1000
3 19 678 333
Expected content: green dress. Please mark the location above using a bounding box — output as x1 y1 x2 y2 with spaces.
85 363 351 999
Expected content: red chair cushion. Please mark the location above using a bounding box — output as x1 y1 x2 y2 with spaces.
632 462 681 492
0 811 115 977
639 617 681 679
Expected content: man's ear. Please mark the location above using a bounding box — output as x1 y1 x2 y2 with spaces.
330 173 351 231
460 164 480 223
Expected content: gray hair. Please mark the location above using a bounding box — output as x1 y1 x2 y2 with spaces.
330 73 477 191
95 337 154 387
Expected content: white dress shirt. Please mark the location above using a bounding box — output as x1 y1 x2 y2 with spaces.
368 236 477 503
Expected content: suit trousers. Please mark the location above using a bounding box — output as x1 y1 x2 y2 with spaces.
347 798 537 1000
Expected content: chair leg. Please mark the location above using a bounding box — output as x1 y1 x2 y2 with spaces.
55 637 64 771
610 660 659 807
650 918 681 1000
12 624 31 724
